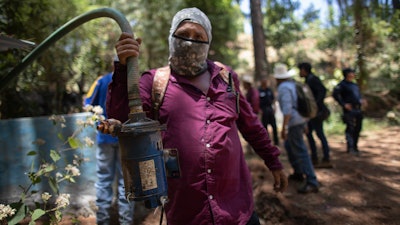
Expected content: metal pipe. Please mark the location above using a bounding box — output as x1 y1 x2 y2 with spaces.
1 7 142 112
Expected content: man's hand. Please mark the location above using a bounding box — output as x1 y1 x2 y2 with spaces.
97 119 122 136
344 103 352 111
271 170 288 193
115 32 142 65
280 128 287 140
303 124 309 134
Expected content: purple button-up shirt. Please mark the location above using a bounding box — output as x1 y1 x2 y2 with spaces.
107 60 283 225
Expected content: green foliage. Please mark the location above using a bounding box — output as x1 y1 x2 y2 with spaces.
264 0 303 51
0 0 398 119
0 0 244 119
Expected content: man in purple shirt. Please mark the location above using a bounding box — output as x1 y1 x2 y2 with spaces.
101 7 287 225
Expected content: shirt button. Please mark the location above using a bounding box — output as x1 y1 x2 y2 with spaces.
206 120 210 124
207 169 212 173
206 143 211 148
206 97 211 101
209 195 213 200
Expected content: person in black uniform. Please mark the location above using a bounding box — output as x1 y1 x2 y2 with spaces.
298 62 332 168
258 78 279 146
333 68 367 155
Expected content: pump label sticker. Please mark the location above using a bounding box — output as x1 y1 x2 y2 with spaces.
139 160 158 191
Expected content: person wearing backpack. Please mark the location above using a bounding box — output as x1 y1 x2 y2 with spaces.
298 62 332 168
99 8 288 225
273 63 319 194
332 68 367 156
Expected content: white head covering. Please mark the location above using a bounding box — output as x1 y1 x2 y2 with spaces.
168 8 212 77
169 7 212 43
273 63 293 79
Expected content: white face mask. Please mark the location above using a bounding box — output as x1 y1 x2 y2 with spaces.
169 35 209 77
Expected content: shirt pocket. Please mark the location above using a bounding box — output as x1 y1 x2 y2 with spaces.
216 91 239 119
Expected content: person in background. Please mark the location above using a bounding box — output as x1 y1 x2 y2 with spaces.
258 78 279 146
242 75 260 114
332 68 367 156
84 62 134 225
274 63 319 194
298 62 332 168
99 7 287 225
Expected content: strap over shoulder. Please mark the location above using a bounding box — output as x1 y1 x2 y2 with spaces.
214 61 230 84
151 62 240 119
152 66 170 119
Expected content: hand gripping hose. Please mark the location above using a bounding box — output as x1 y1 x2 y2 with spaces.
1 7 142 112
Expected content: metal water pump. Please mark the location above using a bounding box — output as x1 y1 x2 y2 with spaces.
1 8 180 209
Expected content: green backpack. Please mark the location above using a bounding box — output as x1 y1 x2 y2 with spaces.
295 81 318 119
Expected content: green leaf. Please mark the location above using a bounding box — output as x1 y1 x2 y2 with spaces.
31 209 46 222
8 203 27 225
68 137 81 149
68 177 76 183
28 172 40 184
50 150 61 162
27 151 37 156
48 177 59 195
36 164 56 177
57 133 65 141
55 210 63 222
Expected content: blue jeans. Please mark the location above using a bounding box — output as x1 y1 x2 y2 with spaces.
307 118 330 161
284 124 318 187
95 143 134 225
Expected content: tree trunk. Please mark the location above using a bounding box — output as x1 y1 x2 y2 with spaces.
250 0 269 81
394 0 400 9
354 0 367 90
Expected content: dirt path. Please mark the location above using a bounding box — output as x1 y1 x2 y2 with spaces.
250 125 400 225
58 125 400 225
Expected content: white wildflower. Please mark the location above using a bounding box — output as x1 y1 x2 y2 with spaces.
85 118 95 126
41 192 52 202
55 194 70 208
0 204 16 220
65 164 80 176
48 115 57 121
92 106 103 115
83 104 93 112
49 115 66 123
84 137 94 147
56 172 63 178
76 119 85 126
72 159 79 166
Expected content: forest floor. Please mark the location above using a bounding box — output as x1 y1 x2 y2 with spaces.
55 125 400 225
